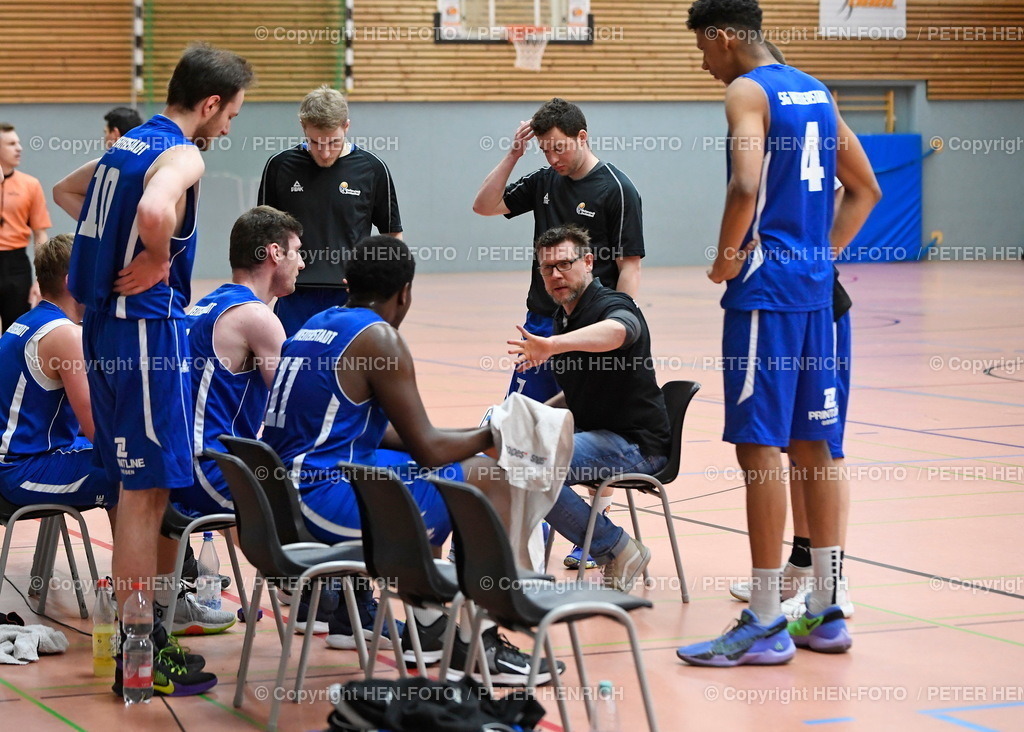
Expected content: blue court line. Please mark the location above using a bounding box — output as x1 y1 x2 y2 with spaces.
845 420 1024 451
929 424 1024 432
804 717 855 725
920 701 1024 731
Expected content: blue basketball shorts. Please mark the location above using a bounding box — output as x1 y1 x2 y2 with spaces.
82 311 194 491
0 436 118 508
299 449 461 546
722 308 839 447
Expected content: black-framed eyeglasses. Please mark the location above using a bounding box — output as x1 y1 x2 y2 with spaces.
537 256 581 277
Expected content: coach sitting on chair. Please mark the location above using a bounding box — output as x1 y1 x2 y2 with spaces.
507 224 670 592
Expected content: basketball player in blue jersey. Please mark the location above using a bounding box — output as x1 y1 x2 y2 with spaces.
474 97 645 570
0 235 118 513
53 43 254 696
676 0 880 667
263 236 565 686
259 86 403 336
175 206 303 518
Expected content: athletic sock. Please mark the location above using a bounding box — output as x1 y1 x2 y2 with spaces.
412 606 444 627
787 536 812 568
153 573 177 630
748 567 783 622
458 617 495 643
592 493 612 517
808 546 843 614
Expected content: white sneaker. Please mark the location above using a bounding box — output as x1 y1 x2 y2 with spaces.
781 578 854 621
729 563 813 602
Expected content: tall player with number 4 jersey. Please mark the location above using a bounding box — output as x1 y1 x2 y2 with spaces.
676 0 880 668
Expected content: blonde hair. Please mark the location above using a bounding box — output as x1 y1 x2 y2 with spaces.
35 233 74 297
298 85 349 129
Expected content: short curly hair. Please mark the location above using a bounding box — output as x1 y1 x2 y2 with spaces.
686 0 763 32
346 236 415 300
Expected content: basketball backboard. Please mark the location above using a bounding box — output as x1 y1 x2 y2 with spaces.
435 0 593 43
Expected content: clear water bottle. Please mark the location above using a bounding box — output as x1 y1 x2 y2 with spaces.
122 582 153 705
589 680 621 732
196 532 222 610
92 578 117 678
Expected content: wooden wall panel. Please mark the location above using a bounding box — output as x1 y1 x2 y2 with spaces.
0 1 1021 103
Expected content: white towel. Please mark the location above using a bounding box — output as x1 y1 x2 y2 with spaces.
0 624 69 665
489 392 574 493
490 392 574 571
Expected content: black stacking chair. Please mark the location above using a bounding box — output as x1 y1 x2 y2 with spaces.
433 477 659 732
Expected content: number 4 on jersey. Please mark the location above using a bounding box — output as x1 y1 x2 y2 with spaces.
800 121 825 193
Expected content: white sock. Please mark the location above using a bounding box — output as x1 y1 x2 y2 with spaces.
459 617 495 642
808 546 842 614
154 573 177 608
592 493 612 516
413 606 444 627
748 567 783 621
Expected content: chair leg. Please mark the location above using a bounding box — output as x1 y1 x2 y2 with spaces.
437 595 464 680
577 494 602 583
340 575 370 670
382 596 408 679
542 525 555 574
57 518 88 618
462 604 495 696
223 529 250 613
624 490 651 586
402 601 428 677
267 585 286 642
293 577 323 694
269 574 305 732
0 520 19 607
655 485 689 602
364 586 390 679
543 631 572 732
614 611 659 732
567 622 596 722
28 517 58 598
163 534 191 631
234 574 264 708
33 517 63 614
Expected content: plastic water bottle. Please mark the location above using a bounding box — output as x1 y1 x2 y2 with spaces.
589 680 621 732
92 578 117 678
122 582 153 705
196 532 222 610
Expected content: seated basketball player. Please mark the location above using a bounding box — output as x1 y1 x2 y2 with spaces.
0 235 118 514
262 235 568 686
174 206 303 518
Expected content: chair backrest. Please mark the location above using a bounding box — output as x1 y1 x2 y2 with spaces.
430 477 532 629
205 448 299 582
341 462 455 606
218 435 318 544
654 380 701 483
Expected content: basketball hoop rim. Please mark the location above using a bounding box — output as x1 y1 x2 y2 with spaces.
505 25 550 43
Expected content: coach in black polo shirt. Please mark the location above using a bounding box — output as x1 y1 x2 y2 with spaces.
507 224 669 592
474 98 645 403
259 85 402 335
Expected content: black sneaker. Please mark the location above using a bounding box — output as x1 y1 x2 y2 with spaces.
181 548 231 590
448 626 565 686
400 613 449 666
112 627 207 696
152 644 218 696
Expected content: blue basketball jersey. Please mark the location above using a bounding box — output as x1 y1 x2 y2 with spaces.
262 307 389 480
0 302 79 459
187 284 270 505
722 64 837 312
69 114 199 320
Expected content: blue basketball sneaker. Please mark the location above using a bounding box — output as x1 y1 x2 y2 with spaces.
787 604 852 653
563 545 597 570
676 609 795 667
